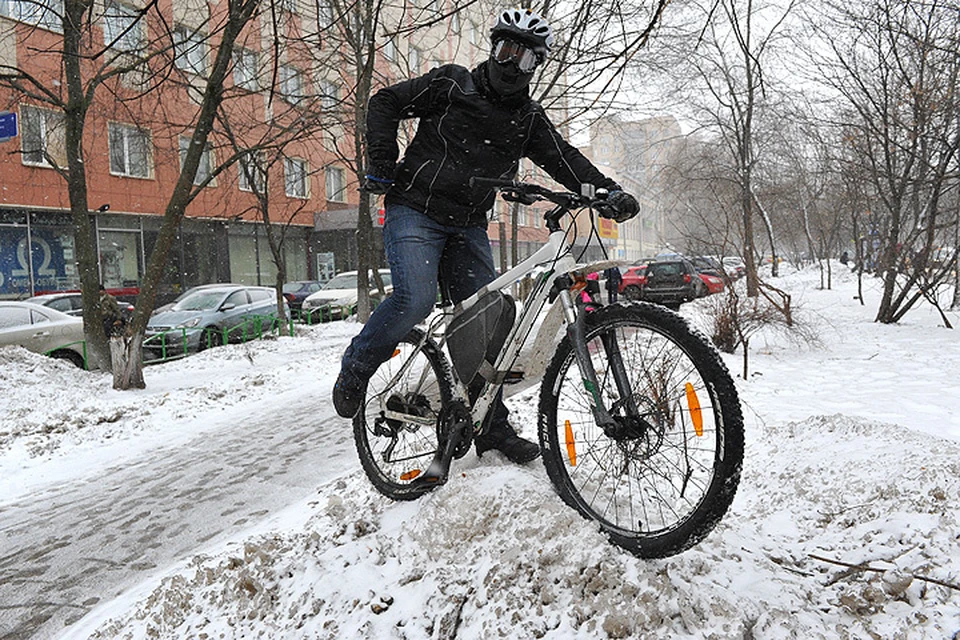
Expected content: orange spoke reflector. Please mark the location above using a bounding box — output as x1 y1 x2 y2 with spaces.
564 419 577 466
400 469 421 481
685 382 704 436
392 348 401 358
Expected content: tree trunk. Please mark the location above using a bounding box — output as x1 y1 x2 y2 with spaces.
498 218 508 274
112 335 145 390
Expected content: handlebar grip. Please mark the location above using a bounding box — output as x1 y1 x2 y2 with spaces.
468 176 519 189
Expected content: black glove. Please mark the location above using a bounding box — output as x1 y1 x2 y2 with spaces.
362 175 394 195
599 190 640 223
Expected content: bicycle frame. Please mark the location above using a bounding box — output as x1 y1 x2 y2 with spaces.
376 207 627 441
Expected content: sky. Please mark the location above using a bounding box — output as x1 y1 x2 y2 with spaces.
1 264 958 639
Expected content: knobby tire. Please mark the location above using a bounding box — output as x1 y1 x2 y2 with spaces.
538 302 744 558
353 328 455 501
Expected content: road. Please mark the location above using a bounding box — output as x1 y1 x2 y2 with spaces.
0 400 357 640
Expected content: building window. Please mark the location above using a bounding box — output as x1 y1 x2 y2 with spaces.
279 64 306 105
0 0 62 31
20 105 65 167
174 24 206 76
383 37 397 63
178 136 214 186
232 48 259 91
409 46 421 74
285 157 308 198
325 166 346 202
103 2 145 52
451 11 460 34
319 79 339 111
238 152 265 192
281 0 298 14
317 0 332 25
108 123 151 178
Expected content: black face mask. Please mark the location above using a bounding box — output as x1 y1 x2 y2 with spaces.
486 58 534 97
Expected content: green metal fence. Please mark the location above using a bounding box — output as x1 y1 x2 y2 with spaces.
43 340 88 370
142 313 290 365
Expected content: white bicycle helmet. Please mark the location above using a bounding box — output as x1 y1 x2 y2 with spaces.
490 8 554 59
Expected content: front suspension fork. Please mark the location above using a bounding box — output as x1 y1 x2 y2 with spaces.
557 290 621 432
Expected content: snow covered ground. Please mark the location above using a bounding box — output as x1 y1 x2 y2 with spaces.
2 265 959 639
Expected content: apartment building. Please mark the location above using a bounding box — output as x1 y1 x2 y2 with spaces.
0 0 560 301
582 114 683 261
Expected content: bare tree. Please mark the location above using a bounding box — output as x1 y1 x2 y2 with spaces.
1 0 267 386
814 0 960 324
656 0 800 296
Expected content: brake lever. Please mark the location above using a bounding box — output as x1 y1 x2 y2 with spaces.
502 190 538 206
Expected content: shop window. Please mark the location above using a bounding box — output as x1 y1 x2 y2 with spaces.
98 229 142 289
103 2 145 52
20 105 66 167
174 24 206 76
109 123 151 178
285 158 308 198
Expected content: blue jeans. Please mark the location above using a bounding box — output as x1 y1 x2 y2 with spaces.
342 204 510 426
342 204 494 371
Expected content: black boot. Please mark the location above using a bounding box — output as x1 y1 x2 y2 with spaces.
333 367 367 418
475 421 540 464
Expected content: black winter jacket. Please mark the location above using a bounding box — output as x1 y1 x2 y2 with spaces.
366 62 621 228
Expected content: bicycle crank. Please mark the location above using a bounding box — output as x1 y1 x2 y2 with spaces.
410 401 472 490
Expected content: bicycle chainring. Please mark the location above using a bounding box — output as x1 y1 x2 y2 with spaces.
438 401 473 460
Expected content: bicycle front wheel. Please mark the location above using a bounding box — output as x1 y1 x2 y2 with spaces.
354 328 454 501
539 302 744 558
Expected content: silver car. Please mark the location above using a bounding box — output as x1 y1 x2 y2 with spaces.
301 269 393 321
0 301 86 368
144 285 286 358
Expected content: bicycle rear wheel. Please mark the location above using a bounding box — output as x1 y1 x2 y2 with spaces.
539 302 744 558
354 328 454 500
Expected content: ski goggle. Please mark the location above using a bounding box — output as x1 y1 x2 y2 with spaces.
492 39 540 73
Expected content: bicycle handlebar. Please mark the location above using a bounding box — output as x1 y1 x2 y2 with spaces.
468 176 607 211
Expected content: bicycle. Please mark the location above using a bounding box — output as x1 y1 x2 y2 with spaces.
352 178 744 559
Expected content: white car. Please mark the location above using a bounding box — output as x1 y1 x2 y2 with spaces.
722 256 746 279
0 301 87 368
302 269 393 321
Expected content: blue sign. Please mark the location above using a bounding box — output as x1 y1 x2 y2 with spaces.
0 111 16 142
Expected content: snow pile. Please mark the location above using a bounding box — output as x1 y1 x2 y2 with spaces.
0 323 356 463
84 417 960 639
6 264 955 639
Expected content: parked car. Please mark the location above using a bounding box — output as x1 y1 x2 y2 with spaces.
619 264 649 301
144 285 286 358
698 271 725 295
0 301 86 368
152 283 234 315
282 281 324 311
301 269 393 321
689 256 724 277
28 291 135 319
622 259 705 309
722 256 746 280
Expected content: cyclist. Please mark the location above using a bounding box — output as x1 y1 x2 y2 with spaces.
334 8 640 464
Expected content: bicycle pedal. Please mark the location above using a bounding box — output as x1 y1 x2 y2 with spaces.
503 371 525 384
